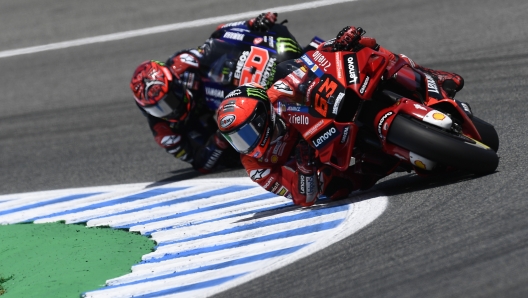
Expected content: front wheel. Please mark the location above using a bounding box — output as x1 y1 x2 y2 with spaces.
387 115 499 174
472 116 499 152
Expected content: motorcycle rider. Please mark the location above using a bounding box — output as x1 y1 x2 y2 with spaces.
130 13 285 173
215 26 465 206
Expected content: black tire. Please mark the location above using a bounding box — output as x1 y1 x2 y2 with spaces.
387 115 499 174
472 116 499 152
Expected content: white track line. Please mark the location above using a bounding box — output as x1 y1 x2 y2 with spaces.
0 0 358 59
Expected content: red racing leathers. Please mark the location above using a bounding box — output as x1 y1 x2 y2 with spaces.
240 36 465 206
240 60 364 206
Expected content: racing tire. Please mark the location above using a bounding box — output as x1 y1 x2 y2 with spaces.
472 116 499 152
387 115 499 174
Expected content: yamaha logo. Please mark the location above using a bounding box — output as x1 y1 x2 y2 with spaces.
219 114 236 129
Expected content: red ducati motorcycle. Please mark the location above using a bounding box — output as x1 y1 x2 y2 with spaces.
277 43 499 180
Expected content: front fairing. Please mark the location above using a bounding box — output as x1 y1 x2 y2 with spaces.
274 97 357 171
301 47 390 101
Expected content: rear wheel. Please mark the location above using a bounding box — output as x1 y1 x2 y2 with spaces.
387 115 499 174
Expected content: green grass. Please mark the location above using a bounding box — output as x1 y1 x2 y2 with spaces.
0 222 155 298
0 275 14 296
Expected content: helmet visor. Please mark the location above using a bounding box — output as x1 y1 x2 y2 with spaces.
222 102 269 154
142 88 188 120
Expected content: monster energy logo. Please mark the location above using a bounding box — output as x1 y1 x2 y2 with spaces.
151 60 165 66
276 37 301 53
246 87 268 100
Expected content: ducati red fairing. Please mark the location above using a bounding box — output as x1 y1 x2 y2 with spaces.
277 45 497 175
382 54 482 140
278 47 391 170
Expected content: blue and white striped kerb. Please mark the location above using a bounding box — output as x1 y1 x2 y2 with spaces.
0 177 387 298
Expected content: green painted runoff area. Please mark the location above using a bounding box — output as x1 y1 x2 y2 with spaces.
0 222 155 297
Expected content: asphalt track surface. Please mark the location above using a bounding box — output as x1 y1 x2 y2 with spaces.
1 0 528 297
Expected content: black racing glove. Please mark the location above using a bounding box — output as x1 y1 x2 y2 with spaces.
248 12 278 32
193 131 229 174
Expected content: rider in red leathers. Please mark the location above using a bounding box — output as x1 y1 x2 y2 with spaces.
216 26 465 206
130 13 282 173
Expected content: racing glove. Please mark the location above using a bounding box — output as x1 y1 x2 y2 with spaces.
295 140 319 205
193 130 229 174
248 12 278 32
333 26 372 51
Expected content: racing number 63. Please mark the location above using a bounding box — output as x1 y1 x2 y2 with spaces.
239 47 270 86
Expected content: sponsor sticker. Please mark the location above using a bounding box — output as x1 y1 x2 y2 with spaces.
223 32 245 41
335 52 343 80
433 113 446 120
288 114 309 125
311 123 339 148
425 74 440 94
205 87 224 98
277 186 288 196
301 54 314 66
340 126 350 144
234 51 250 79
332 92 345 115
179 53 199 67
344 53 359 84
359 76 370 95
260 127 271 147
273 81 293 94
377 111 394 139
276 37 300 53
414 103 427 111
219 114 236 129
270 181 280 193
225 89 242 99
222 100 236 112
298 174 306 195
304 119 325 138
312 51 332 71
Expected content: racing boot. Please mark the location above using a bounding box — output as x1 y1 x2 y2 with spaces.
318 166 358 201
383 51 465 99
414 65 464 98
